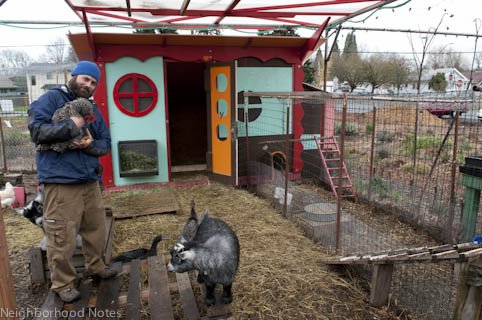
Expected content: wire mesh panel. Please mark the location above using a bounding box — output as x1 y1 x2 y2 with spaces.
0 102 36 173
391 261 460 320
239 91 482 253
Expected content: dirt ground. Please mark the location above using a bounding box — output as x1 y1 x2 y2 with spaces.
2 173 438 319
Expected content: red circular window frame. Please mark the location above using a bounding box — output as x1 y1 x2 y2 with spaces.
113 73 158 117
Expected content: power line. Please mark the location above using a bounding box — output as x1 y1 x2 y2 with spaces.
338 26 482 38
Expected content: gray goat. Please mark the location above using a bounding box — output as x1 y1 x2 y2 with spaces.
167 201 240 306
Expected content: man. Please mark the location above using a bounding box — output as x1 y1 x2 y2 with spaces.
28 61 117 302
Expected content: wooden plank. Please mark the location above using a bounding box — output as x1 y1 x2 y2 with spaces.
35 291 64 320
369 264 394 307
94 262 122 319
148 255 174 320
196 272 232 319
0 209 17 317
29 246 46 284
125 259 141 320
461 248 482 259
104 215 115 264
175 272 200 320
433 249 460 260
68 279 92 320
108 187 180 219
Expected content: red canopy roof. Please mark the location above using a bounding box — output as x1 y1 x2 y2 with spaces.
65 0 396 61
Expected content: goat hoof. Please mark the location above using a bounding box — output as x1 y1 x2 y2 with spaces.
205 297 215 306
222 295 233 304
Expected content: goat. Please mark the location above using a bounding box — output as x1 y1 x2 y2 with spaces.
111 234 166 263
167 201 240 306
14 185 82 250
14 185 44 227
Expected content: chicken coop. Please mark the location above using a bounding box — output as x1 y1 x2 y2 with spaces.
65 0 393 189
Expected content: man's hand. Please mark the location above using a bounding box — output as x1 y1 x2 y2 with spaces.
72 129 93 149
70 116 85 129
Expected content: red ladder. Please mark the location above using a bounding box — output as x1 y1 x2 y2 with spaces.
314 136 354 198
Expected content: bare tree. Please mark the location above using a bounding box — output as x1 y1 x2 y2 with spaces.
408 13 452 94
428 46 468 70
362 54 391 94
0 49 31 76
466 18 481 91
331 55 364 92
387 55 411 94
40 37 67 64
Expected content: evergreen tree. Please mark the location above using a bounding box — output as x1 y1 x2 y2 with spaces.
258 27 300 37
429 72 448 92
313 49 324 86
302 59 315 84
331 41 341 60
342 31 358 59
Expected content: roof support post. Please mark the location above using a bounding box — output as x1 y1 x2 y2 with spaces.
82 9 97 61
301 17 330 62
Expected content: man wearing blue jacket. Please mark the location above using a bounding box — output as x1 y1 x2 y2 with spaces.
28 61 117 302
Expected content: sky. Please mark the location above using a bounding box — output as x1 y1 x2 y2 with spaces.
0 0 480 64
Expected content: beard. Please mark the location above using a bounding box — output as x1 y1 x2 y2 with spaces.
68 77 94 98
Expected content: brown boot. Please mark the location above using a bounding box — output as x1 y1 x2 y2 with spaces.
57 287 81 303
88 266 117 279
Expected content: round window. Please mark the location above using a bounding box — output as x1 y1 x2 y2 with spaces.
113 73 158 117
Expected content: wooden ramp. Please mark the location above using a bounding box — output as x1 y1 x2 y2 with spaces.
35 255 233 320
322 242 482 265
321 242 482 310
104 187 180 219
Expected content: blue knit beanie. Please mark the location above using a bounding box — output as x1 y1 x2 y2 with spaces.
71 61 101 81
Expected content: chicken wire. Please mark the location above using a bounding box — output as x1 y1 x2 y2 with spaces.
0 100 36 173
238 91 480 319
239 91 482 249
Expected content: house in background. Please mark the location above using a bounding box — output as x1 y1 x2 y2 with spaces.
395 67 469 95
25 63 75 103
0 76 18 96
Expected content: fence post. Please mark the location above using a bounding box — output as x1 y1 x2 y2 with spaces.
0 117 7 172
448 112 460 244
336 94 348 254
283 100 290 217
453 260 482 320
368 105 376 201
0 208 17 319
244 95 250 189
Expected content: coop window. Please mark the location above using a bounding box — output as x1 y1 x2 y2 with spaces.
118 140 158 177
113 73 158 117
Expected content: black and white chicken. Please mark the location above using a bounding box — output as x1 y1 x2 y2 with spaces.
37 97 96 153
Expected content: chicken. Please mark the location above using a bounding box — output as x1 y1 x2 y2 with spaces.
37 98 96 153
111 235 166 263
0 182 15 209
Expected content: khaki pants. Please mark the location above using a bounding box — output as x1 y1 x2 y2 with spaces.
43 182 106 292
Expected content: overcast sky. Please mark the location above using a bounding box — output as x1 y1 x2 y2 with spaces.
0 0 480 63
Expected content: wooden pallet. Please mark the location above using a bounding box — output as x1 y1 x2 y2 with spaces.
29 207 115 284
35 255 233 320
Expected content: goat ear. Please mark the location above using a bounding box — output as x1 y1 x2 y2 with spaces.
179 249 195 261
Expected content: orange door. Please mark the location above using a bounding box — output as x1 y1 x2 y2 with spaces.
209 64 234 180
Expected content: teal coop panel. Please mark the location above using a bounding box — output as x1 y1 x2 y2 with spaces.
237 67 293 137
106 57 168 186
